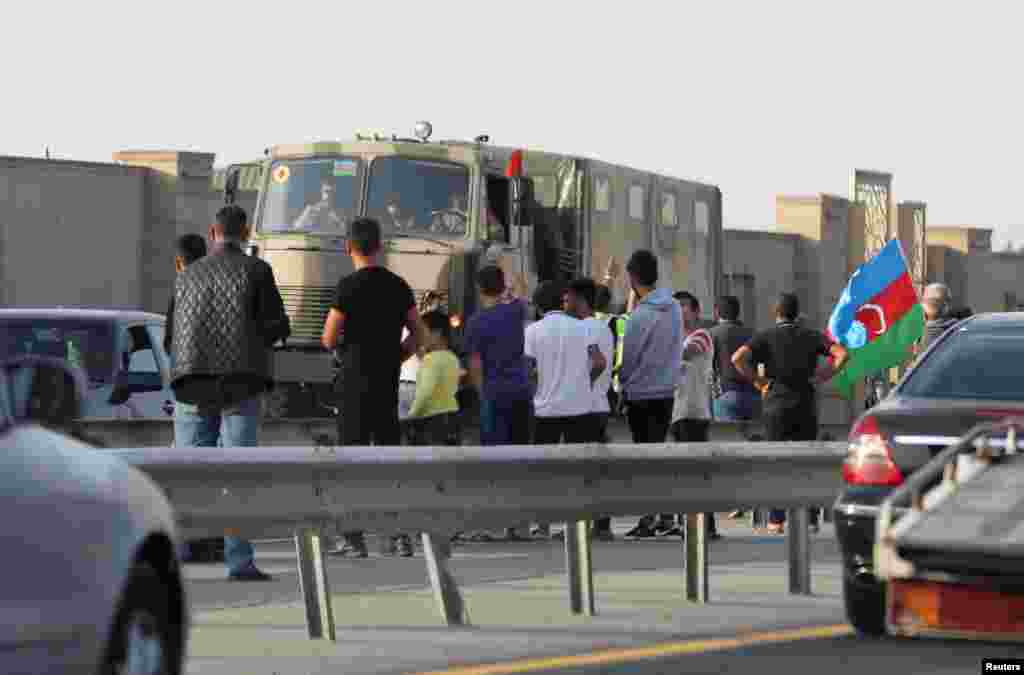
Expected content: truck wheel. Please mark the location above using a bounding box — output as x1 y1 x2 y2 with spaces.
99 562 183 675
843 574 886 636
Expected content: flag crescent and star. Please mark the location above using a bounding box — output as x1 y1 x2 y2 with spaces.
826 239 924 399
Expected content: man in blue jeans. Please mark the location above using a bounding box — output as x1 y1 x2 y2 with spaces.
708 295 760 521
168 205 291 580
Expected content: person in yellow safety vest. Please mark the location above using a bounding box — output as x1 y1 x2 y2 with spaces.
600 257 632 414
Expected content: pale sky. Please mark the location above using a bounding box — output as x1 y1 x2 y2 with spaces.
6 1 1022 247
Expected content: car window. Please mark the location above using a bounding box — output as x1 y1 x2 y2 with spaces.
900 329 1024 400
0 319 116 384
122 326 159 374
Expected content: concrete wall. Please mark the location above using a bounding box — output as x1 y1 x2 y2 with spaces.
0 152 257 314
0 156 147 308
963 252 1024 313
722 229 799 332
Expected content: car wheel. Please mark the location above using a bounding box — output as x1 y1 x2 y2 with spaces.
99 562 182 675
843 573 887 636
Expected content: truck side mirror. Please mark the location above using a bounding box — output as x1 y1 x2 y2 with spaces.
509 178 533 228
224 166 241 205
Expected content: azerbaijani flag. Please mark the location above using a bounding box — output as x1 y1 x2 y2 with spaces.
826 239 924 399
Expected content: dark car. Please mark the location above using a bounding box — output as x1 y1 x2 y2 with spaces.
834 312 1024 635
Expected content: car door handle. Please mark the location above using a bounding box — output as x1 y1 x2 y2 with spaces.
162 400 175 416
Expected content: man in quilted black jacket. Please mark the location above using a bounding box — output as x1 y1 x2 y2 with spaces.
168 204 290 581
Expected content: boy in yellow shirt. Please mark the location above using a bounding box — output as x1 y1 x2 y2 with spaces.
387 310 462 557
406 310 462 443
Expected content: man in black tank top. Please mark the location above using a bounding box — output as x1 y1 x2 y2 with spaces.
731 293 848 533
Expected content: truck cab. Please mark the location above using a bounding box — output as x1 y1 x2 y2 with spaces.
224 125 532 418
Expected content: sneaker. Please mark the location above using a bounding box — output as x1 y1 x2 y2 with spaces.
329 535 369 558
228 567 273 582
625 524 657 538
652 519 676 535
657 526 683 537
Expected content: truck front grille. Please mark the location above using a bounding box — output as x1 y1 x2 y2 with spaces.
278 287 450 342
279 286 335 341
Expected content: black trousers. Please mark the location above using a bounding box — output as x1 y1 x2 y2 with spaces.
626 398 673 443
625 399 672 529
534 415 591 444
582 412 613 533
763 396 819 526
337 379 400 541
338 382 401 446
672 419 717 535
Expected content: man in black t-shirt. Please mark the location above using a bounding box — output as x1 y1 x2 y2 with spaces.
322 217 419 556
731 293 848 533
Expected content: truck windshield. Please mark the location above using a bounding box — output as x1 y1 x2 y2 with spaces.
260 157 360 234
0 319 116 385
366 157 470 237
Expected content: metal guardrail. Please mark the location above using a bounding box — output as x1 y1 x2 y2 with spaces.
111 439 848 641
75 417 850 448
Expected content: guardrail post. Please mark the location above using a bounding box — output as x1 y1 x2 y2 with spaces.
421 532 466 626
294 528 336 641
685 513 708 603
787 508 811 595
564 520 595 616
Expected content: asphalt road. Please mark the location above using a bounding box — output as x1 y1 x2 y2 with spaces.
422 633 1024 675
182 517 842 611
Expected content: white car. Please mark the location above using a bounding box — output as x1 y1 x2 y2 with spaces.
0 308 175 420
0 356 186 674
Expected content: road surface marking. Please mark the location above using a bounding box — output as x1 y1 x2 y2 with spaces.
412 624 853 674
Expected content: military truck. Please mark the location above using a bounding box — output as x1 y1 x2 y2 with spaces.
221 122 724 418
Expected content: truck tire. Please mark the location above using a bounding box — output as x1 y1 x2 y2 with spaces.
843 574 886 637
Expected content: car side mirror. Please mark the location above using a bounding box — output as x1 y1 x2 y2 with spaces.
109 371 164 405
2 356 83 427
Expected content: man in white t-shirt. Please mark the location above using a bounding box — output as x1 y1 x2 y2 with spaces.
525 280 606 538
526 280 605 441
564 278 615 438
565 277 616 540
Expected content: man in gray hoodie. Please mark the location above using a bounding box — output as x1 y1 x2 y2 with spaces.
619 250 683 441
619 250 683 538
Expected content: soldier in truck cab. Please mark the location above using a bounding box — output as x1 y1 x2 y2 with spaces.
293 180 346 233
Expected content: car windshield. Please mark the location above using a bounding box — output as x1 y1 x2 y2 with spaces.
0 319 116 385
366 157 470 237
260 157 360 235
900 327 1024 400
